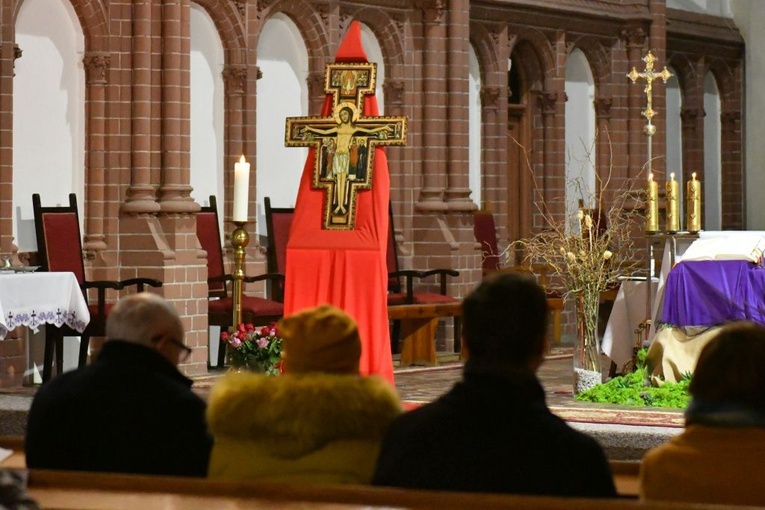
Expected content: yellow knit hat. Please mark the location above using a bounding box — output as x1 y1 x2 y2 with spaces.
278 304 361 375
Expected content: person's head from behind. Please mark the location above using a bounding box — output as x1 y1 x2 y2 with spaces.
105 293 188 366
689 321 765 410
278 304 361 375
462 272 548 372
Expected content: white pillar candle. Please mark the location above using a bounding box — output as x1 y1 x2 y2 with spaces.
233 155 250 223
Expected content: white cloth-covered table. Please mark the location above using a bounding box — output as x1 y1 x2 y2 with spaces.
0 272 89 339
602 278 658 371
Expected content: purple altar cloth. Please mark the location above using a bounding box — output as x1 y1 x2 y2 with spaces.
662 260 765 327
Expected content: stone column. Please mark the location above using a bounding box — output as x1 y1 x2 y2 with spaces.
124 0 160 213
383 80 406 197
538 90 558 207
82 52 110 252
223 64 247 220
158 0 196 213
415 0 448 212
444 0 473 210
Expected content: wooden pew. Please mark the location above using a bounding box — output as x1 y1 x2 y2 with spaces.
21 468 765 510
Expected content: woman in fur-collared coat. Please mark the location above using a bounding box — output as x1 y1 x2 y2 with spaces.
206 304 402 484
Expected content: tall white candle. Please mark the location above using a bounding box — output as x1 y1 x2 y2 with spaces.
233 155 250 223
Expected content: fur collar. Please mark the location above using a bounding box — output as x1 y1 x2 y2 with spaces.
207 373 402 452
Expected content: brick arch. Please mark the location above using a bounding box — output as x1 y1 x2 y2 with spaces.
190 0 247 63
510 38 545 93
16 0 108 50
706 58 738 108
667 54 698 100
470 23 501 83
260 0 331 71
348 9 406 76
569 36 610 91
509 28 555 90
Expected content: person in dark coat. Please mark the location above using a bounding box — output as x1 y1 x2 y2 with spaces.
372 272 616 498
25 292 211 477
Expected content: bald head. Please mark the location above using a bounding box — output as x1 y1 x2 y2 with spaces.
106 293 186 365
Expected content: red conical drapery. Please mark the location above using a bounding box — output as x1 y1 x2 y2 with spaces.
283 21 394 383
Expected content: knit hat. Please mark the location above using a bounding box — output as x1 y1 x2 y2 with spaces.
278 304 361 375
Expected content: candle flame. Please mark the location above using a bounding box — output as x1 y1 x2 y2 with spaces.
670 172 675 180
239 155 246 164
649 173 653 180
692 172 697 179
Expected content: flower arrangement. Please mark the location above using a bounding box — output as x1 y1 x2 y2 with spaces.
221 322 283 376
508 147 644 393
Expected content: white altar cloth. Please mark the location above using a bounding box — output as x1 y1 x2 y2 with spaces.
0 272 90 339
602 278 658 370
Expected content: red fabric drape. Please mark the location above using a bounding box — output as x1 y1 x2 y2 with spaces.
283 22 394 384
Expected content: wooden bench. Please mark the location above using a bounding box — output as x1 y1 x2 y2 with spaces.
0 437 640 500
17 467 760 510
388 303 462 366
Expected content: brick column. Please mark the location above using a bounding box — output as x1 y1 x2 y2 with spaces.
223 64 247 221
383 80 406 202
158 0 197 214
123 0 160 214
83 52 110 253
720 111 743 228
444 0 473 210
415 0 448 212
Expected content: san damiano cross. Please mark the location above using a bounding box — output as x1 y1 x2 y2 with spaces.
285 62 407 230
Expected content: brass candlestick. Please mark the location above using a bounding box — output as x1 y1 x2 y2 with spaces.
666 174 680 233
231 221 249 327
687 172 702 233
645 173 659 233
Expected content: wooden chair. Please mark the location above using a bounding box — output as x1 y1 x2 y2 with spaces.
473 208 564 344
264 198 461 355
387 204 461 354
197 196 284 368
32 193 163 382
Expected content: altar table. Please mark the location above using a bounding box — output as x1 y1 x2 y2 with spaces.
662 259 765 327
0 272 90 339
602 278 658 371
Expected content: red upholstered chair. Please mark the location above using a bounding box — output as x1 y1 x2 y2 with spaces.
263 197 293 302
387 204 461 353
472 207 564 345
197 196 284 368
33 193 163 382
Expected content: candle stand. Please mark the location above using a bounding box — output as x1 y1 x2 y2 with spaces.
231 221 249 327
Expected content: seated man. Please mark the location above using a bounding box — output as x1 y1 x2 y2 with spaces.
640 321 765 506
372 273 616 497
25 293 211 477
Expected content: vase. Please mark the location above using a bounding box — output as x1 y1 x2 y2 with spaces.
573 290 603 394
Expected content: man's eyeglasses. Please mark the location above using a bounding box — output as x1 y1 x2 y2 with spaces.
167 338 193 362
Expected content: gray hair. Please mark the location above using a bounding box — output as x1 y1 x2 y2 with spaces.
105 293 183 348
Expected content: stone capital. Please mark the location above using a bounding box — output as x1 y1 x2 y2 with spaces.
223 65 247 95
537 91 558 115
383 80 406 106
620 26 647 48
415 0 447 24
481 87 501 110
594 97 613 119
83 52 111 85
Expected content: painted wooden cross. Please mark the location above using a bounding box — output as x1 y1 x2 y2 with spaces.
285 62 407 230
627 51 673 137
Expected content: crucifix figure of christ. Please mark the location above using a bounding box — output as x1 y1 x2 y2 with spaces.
285 62 407 230
627 50 673 138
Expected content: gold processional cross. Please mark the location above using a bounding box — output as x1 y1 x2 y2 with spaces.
285 62 407 230
627 51 673 137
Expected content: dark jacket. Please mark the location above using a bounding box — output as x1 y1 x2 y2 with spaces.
372 365 616 497
25 341 211 477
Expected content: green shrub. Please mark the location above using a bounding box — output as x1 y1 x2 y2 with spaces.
574 350 691 408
